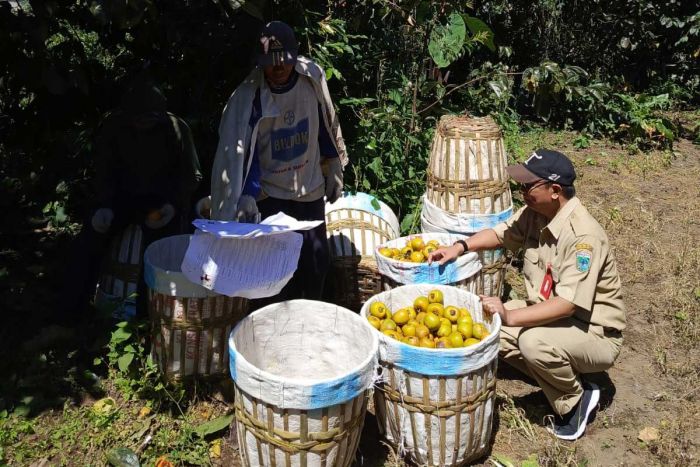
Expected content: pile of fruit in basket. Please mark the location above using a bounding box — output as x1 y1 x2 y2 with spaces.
377 236 443 263
366 288 490 348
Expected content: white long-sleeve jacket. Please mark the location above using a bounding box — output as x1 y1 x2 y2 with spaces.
210 56 347 220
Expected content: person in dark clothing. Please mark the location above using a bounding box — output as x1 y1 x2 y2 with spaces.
60 78 202 323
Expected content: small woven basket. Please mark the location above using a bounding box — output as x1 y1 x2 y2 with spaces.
326 198 399 312
144 235 249 381
426 115 512 215
95 224 143 320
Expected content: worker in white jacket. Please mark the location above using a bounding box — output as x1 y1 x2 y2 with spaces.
208 21 348 302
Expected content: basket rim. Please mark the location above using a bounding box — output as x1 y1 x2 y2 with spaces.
228 299 379 391
360 284 501 356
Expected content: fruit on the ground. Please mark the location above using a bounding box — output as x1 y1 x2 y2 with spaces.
427 289 444 304
370 301 388 319
424 312 441 331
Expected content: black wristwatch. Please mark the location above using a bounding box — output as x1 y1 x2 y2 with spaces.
454 239 469 255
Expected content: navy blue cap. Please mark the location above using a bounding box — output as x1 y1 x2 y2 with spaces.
258 21 298 66
506 149 576 186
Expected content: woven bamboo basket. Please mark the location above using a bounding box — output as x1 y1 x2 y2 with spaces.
375 233 482 294
95 224 143 320
361 284 500 466
426 115 512 215
326 193 400 312
420 213 507 297
229 300 378 466
144 235 249 381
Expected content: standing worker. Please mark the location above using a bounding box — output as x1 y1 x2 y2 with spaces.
208 20 348 301
429 149 626 440
61 77 202 323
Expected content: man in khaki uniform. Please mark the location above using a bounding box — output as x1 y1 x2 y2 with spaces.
429 149 626 440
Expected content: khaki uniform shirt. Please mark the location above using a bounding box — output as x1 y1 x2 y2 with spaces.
492 197 626 332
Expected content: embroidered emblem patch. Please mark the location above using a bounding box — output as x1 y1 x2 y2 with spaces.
575 243 593 272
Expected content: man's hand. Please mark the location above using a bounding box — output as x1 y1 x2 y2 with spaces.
91 208 114 233
480 295 510 325
236 195 260 223
427 243 463 265
323 157 343 204
145 203 175 229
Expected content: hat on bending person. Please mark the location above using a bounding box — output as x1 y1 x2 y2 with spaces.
506 149 576 185
257 21 298 67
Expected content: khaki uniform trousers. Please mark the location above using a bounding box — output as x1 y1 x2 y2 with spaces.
500 300 623 415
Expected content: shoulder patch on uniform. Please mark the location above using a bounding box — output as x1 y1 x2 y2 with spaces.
576 249 592 272
575 243 593 252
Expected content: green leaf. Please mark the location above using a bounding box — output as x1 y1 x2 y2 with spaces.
117 353 134 372
463 15 495 52
194 412 235 437
400 212 415 233
93 357 102 366
428 13 466 68
111 328 132 344
522 453 541 467
489 453 516 467
106 447 140 467
370 197 381 210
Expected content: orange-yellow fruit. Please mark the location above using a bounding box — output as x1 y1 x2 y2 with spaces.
448 332 464 348
404 336 420 346
443 306 460 323
380 319 397 332
409 251 425 263
424 312 441 331
473 323 489 340
410 237 425 251
419 337 436 348
392 308 410 325
426 302 444 317
367 315 381 329
464 337 480 347
379 247 394 258
402 323 417 337
413 296 430 314
383 330 401 340
369 301 388 319
415 323 430 339
427 289 444 304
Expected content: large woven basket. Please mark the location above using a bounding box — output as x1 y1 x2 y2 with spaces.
95 224 143 320
361 284 500 465
375 233 482 294
326 193 399 312
229 300 378 466
144 235 248 381
426 115 512 215
420 213 507 298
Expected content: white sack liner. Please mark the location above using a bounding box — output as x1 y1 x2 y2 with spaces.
144 235 218 298
229 299 378 410
422 194 512 233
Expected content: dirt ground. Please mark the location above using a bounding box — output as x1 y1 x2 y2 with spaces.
1 132 698 466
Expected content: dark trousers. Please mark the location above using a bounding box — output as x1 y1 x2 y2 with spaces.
59 207 185 324
251 196 329 309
